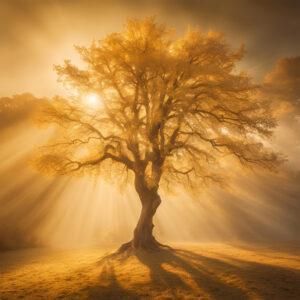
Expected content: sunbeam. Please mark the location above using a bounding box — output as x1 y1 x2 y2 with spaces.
0 2 299 299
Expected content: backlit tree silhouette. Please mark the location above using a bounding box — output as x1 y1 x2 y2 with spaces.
32 17 280 251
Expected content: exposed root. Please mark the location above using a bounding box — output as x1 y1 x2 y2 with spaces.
97 240 174 266
117 239 173 255
157 241 174 251
118 241 133 253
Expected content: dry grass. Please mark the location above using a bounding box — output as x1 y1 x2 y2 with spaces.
0 242 300 299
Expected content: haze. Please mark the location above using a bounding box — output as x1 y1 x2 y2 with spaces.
0 0 299 250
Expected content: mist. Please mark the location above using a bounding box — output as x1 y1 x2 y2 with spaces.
1 3 300 299
0 93 299 250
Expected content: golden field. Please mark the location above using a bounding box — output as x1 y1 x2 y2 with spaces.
0 242 299 299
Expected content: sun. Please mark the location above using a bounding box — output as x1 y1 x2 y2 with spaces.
83 93 102 108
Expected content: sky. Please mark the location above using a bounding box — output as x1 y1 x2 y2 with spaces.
1 0 300 97
0 0 299 250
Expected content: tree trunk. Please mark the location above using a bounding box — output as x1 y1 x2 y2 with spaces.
133 187 161 249
118 174 162 252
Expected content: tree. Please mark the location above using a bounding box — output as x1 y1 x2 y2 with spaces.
32 17 280 251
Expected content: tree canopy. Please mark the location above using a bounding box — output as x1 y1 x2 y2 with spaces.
30 17 284 250
32 17 280 193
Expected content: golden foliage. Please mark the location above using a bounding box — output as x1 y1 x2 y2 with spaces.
31 17 282 193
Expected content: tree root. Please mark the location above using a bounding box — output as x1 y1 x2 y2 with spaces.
118 241 133 253
117 239 173 254
96 240 174 266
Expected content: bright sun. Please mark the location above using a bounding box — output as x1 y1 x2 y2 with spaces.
84 93 102 108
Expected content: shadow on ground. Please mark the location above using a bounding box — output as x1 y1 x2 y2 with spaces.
1 244 299 299
90 245 300 300
82 262 140 300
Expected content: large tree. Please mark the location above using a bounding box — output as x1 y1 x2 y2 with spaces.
32 17 280 251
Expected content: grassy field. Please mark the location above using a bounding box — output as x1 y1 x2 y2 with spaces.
0 242 299 299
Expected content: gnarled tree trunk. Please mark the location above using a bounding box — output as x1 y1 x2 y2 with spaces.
133 187 161 249
119 174 162 252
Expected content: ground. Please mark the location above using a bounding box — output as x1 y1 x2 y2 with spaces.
0 242 299 299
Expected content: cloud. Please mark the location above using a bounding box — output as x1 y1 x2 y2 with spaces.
0 93 46 129
262 57 300 114
259 57 300 172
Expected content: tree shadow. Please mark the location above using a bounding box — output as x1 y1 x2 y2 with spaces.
134 248 250 299
95 246 300 299
77 259 141 300
225 241 300 258
153 248 300 299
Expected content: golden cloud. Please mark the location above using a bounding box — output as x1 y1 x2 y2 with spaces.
0 93 47 129
262 57 300 115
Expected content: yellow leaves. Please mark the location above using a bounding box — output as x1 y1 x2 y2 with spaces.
30 17 281 193
124 16 171 51
54 59 91 90
29 152 67 177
